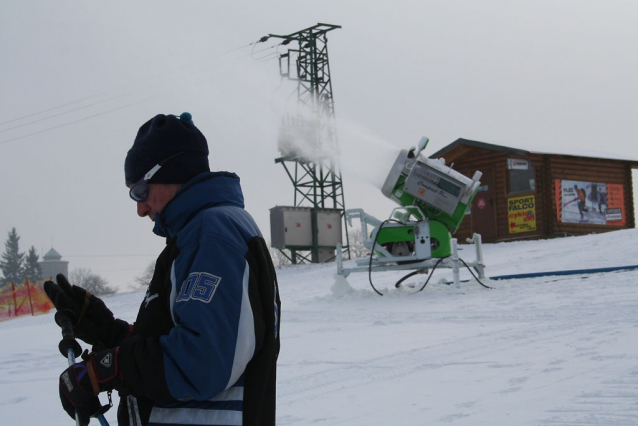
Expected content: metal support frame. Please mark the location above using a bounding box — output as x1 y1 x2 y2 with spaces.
337 233 486 291
270 23 350 264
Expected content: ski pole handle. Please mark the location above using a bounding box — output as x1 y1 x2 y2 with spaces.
55 312 82 359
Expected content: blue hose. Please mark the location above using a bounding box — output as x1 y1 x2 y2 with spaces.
443 263 638 285
489 264 638 281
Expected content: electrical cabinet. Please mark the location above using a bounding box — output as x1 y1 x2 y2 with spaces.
316 208 342 246
270 206 343 249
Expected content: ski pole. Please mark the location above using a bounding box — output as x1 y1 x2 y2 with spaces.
55 312 110 426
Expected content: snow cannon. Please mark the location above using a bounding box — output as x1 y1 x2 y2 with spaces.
381 137 482 235
337 137 486 286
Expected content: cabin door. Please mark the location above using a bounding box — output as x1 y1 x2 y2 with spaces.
471 168 497 239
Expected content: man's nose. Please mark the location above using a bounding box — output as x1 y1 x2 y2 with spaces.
137 201 150 218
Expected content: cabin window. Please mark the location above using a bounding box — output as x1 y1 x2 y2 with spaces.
507 158 535 194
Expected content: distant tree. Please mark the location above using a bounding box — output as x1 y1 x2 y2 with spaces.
130 261 155 291
348 228 370 259
0 228 25 286
23 246 42 282
70 267 115 296
269 247 292 268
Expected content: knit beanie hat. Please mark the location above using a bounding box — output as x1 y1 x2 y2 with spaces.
124 112 210 186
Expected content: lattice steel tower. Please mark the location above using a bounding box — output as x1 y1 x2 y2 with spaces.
269 23 350 263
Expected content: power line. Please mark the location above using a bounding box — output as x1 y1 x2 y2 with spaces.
203 42 255 61
0 98 151 145
0 88 123 126
0 91 133 133
2 42 257 129
0 37 273 146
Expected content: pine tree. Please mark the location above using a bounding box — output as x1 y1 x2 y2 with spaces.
23 246 42 283
0 228 26 286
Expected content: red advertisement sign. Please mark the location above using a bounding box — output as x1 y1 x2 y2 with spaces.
554 179 625 226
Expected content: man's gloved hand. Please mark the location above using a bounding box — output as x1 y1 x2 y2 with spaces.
59 348 121 425
44 273 130 347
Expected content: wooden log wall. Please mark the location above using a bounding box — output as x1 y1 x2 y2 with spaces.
442 148 500 240
445 148 508 242
439 147 635 243
546 155 634 236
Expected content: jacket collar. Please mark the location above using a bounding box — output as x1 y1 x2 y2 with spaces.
152 171 244 238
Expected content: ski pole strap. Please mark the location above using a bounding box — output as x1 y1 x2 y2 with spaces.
85 354 101 395
77 290 92 325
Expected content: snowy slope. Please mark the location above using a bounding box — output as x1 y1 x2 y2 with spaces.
1 230 638 425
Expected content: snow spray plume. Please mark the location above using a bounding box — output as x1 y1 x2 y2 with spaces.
333 119 402 190
276 114 401 191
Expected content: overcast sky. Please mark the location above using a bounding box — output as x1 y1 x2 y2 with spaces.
1 1 637 290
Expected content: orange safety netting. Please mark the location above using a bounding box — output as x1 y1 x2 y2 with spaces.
0 278 54 321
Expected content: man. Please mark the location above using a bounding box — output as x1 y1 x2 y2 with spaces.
45 112 281 426
574 184 587 219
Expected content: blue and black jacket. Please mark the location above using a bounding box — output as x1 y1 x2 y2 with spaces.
115 172 281 426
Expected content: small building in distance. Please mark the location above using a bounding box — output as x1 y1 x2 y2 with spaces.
430 138 638 243
39 248 69 282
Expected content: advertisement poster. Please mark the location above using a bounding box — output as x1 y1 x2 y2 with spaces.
554 179 625 225
508 195 537 234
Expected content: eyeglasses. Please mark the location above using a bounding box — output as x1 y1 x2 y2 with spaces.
129 152 184 202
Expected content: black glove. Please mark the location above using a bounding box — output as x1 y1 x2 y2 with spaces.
59 348 120 425
44 273 130 347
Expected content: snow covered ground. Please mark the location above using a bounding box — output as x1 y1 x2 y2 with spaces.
2 229 638 425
